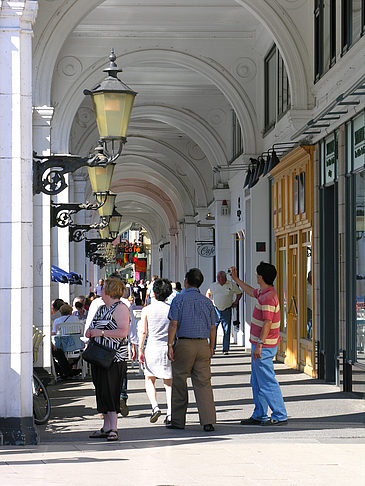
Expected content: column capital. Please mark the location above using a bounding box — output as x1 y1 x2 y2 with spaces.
33 106 55 127
213 188 231 201
0 1 38 29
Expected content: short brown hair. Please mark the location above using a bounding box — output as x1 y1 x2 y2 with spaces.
103 277 125 299
60 304 72 316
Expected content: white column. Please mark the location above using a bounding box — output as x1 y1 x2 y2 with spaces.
213 189 232 273
33 107 54 370
71 174 89 299
0 1 38 445
178 217 197 278
150 243 159 277
169 227 179 281
52 178 71 303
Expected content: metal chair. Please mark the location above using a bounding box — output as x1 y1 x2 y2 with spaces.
54 320 88 379
33 325 46 365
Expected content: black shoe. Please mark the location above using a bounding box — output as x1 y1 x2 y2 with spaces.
164 416 171 426
261 419 288 426
203 424 215 432
166 423 184 430
240 417 265 425
223 351 229 355
150 407 162 423
120 398 129 417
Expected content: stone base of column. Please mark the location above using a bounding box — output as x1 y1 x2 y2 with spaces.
0 417 38 445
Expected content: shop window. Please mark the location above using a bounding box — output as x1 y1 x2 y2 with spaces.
279 246 287 333
264 46 291 133
347 111 365 172
346 111 365 364
342 0 365 53
314 0 337 81
302 240 313 340
355 171 365 363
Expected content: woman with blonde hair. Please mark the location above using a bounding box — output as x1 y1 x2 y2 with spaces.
85 277 130 441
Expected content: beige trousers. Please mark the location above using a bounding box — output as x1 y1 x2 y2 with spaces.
171 338 216 427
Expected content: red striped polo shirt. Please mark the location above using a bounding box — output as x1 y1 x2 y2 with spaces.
250 286 280 348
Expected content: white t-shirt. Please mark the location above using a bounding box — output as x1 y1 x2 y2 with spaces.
207 281 242 311
141 301 170 344
52 314 80 334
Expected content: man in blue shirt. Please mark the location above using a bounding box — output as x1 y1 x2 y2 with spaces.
167 268 217 431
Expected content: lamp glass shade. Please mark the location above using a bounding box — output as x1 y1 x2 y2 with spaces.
88 163 115 193
109 214 122 234
99 227 110 239
92 92 135 139
98 193 116 217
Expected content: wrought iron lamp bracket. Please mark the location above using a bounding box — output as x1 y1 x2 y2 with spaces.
69 218 109 242
50 194 108 228
33 140 123 196
33 152 101 196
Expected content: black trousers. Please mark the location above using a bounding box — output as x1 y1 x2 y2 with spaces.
91 361 127 414
52 347 74 378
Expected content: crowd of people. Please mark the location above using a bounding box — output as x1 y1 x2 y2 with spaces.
51 262 287 441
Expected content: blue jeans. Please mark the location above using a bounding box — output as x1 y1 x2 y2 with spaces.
214 307 232 352
250 345 287 422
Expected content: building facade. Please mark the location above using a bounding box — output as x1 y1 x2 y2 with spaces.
0 0 364 444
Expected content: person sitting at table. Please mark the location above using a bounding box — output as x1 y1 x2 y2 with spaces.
52 304 81 379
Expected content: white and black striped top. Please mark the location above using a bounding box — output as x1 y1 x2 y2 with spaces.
89 301 128 362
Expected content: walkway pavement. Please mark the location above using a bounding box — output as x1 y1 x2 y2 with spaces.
1 346 364 485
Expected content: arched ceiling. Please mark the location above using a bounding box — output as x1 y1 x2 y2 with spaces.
34 0 313 243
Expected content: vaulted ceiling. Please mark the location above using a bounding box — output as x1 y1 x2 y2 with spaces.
34 0 311 242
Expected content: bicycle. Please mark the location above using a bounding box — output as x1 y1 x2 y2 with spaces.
33 371 51 425
32 326 51 425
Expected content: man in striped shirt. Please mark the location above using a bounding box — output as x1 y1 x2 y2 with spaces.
231 262 287 425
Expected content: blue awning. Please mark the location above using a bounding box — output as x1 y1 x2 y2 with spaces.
51 265 83 285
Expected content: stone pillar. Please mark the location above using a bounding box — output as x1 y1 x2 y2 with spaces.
52 177 71 303
0 1 38 445
169 227 179 281
337 126 346 350
150 243 159 277
178 217 197 278
213 189 232 273
71 173 89 300
32 107 54 370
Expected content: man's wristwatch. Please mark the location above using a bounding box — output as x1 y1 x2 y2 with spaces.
257 338 263 345
168 343 173 347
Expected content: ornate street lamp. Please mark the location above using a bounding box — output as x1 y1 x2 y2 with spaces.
98 192 116 217
33 49 137 196
99 227 111 239
84 49 137 146
108 209 123 238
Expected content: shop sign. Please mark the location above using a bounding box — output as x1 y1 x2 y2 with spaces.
324 133 336 183
119 244 143 254
197 244 215 257
353 113 365 170
135 259 147 272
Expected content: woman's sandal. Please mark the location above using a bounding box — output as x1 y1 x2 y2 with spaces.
89 428 111 438
106 430 119 441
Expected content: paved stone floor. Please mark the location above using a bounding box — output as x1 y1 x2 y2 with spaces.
1 346 364 485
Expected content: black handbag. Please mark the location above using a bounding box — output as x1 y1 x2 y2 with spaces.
82 338 116 369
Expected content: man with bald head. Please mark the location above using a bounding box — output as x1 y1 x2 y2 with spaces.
206 270 242 354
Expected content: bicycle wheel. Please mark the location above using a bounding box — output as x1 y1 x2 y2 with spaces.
33 373 51 425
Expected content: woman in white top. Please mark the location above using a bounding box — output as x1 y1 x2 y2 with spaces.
139 278 172 425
